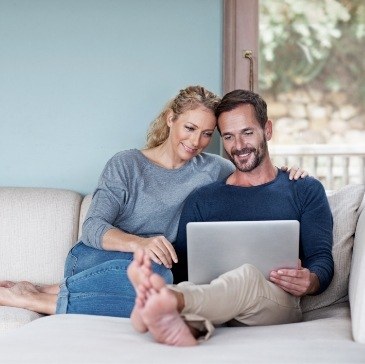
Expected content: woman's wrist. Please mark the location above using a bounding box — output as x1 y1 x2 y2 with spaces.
102 228 141 252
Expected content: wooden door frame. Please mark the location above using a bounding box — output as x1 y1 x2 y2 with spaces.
223 0 259 94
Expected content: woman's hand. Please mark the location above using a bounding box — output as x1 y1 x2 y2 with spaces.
281 165 309 180
102 229 178 269
137 236 178 269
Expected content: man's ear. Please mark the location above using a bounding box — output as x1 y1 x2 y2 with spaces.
265 120 273 140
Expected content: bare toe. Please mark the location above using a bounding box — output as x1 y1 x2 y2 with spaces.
0 281 16 288
128 249 152 290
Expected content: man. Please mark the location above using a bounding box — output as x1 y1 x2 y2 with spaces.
127 89 334 346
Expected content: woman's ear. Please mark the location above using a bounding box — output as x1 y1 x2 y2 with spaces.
166 110 175 128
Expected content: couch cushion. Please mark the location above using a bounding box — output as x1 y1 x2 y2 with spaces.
0 314 364 363
301 184 365 312
0 307 43 333
78 194 92 239
0 188 82 284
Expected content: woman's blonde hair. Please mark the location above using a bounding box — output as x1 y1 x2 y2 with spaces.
146 85 221 148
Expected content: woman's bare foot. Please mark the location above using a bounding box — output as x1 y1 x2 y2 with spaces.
0 281 57 314
140 274 197 347
127 249 153 333
0 281 16 288
0 281 60 294
36 284 61 295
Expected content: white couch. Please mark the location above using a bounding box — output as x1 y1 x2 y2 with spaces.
0 185 365 363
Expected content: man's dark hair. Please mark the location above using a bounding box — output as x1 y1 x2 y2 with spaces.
215 90 268 132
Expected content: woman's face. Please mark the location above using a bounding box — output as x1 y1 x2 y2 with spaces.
167 105 216 162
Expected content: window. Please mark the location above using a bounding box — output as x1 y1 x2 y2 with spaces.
223 0 365 189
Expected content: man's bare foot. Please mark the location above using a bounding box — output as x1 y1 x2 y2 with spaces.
140 274 197 347
127 249 153 333
127 249 152 290
0 281 57 314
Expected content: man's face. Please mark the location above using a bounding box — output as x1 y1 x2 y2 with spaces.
218 104 271 172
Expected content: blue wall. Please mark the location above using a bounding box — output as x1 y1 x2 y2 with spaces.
0 0 223 194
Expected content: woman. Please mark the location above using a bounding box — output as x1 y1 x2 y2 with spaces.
0 86 306 317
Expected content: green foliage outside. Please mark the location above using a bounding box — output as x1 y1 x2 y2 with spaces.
259 0 365 104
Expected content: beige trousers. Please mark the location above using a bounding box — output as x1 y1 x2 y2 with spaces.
171 264 302 341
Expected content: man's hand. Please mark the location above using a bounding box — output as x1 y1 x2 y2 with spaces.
269 260 320 297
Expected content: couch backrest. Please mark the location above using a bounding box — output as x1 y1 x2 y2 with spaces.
0 188 82 285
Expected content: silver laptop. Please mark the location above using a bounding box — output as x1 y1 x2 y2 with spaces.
187 220 299 284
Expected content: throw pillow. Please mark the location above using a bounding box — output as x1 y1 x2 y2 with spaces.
301 184 365 313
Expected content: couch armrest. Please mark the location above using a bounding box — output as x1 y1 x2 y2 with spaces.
0 187 82 284
349 204 365 343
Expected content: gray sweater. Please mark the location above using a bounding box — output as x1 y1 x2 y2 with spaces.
81 149 234 249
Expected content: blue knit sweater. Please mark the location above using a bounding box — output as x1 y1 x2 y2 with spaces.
172 169 334 295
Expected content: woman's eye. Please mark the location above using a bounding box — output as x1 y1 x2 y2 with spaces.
185 126 194 132
204 132 213 137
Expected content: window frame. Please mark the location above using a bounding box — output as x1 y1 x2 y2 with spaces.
223 0 259 94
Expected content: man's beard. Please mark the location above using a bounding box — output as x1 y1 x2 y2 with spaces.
228 138 268 172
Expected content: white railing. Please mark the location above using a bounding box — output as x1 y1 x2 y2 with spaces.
269 144 365 190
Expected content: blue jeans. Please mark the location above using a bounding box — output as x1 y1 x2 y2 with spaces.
56 242 173 317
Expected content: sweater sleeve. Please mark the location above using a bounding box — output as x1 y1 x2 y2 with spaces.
81 156 128 250
217 156 235 180
298 178 334 294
